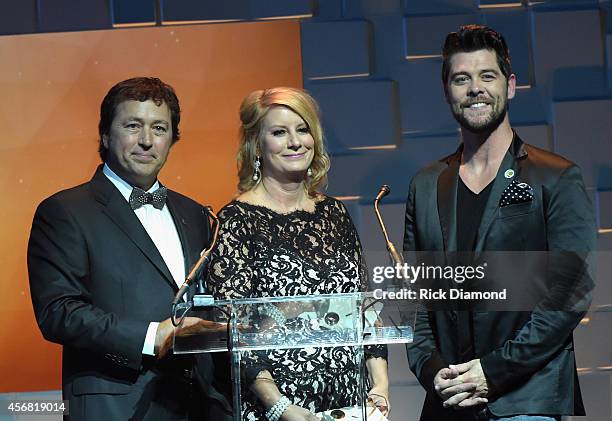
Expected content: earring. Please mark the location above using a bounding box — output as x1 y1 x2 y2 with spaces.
307 167 313 177
252 156 261 181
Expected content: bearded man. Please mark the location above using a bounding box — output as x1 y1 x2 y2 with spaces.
403 25 596 421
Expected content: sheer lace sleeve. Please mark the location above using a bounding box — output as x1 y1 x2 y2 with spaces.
206 202 271 386
207 203 254 299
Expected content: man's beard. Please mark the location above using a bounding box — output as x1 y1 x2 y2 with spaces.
452 97 508 134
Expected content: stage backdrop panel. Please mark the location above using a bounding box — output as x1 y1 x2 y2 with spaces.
0 20 302 393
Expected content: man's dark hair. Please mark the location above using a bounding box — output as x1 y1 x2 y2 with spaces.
98 77 181 161
442 24 512 84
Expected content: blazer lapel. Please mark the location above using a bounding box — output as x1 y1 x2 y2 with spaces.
474 133 528 254
437 150 461 310
90 167 176 289
438 150 461 254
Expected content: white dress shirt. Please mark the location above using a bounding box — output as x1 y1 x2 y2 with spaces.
103 164 185 356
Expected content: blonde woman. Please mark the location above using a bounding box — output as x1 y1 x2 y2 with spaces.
208 87 389 421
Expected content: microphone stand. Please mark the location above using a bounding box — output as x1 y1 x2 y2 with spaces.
374 185 404 266
357 187 405 421
169 206 236 413
373 185 416 331
171 206 220 326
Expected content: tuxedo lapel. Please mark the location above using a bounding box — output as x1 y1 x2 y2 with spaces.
166 191 212 297
165 192 195 275
89 167 176 289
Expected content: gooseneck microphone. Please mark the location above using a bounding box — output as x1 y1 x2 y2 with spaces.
171 206 220 308
374 185 404 266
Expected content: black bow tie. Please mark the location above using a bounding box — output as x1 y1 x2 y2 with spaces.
129 186 167 210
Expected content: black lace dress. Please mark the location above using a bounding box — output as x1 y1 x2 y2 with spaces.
207 196 387 420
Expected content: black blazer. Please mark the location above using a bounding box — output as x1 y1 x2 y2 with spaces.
403 134 596 419
28 166 229 420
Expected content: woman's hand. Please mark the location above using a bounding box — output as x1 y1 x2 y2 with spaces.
251 372 318 420
367 385 390 417
280 405 320 421
366 357 390 416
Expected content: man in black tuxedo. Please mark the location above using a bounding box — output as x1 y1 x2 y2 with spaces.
404 26 596 420
28 77 231 420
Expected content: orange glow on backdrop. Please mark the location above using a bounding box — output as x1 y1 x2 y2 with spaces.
0 21 302 392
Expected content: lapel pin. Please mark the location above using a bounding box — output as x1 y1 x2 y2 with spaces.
504 169 514 179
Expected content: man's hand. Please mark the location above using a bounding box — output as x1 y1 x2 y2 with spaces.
442 359 489 409
434 366 474 400
154 316 226 359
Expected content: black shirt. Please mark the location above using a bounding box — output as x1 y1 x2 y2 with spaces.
457 177 494 252
455 177 493 361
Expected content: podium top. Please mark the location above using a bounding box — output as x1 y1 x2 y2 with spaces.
174 292 416 354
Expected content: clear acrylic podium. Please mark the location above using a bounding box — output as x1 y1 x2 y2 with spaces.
173 292 415 421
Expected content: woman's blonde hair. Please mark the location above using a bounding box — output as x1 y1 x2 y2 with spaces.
237 87 330 195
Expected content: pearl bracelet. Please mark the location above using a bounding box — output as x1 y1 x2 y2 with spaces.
263 304 287 326
266 395 291 421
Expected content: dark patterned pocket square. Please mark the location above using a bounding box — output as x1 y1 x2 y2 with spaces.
500 180 534 207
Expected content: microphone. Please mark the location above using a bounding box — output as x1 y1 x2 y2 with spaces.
374 185 404 266
171 206 220 308
375 184 390 202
